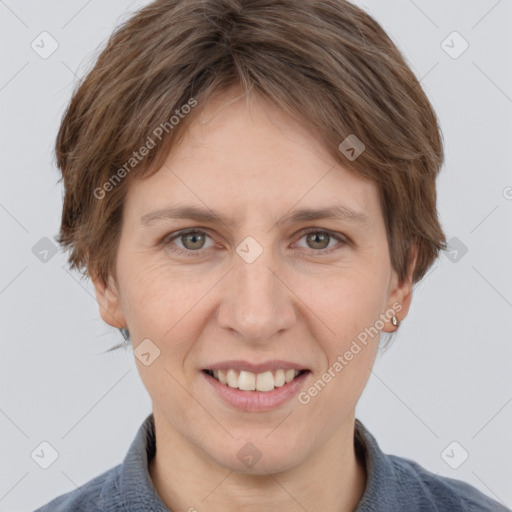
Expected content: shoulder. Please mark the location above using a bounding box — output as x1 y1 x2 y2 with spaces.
32 464 123 512
389 454 510 511
354 420 509 512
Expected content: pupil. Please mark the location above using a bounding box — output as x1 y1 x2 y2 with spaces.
184 233 204 250
308 232 329 249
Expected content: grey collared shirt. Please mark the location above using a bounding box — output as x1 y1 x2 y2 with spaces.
33 413 510 511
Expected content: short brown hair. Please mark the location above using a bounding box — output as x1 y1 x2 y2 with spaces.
56 0 446 289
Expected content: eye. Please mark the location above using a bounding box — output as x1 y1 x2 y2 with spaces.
294 229 347 254
162 227 348 257
164 229 215 254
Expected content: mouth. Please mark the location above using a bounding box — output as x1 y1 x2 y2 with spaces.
202 368 309 392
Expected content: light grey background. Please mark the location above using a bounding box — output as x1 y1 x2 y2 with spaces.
1 1 511 511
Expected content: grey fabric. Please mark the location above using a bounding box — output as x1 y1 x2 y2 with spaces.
33 413 510 511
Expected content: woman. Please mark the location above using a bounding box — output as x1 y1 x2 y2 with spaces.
34 0 509 510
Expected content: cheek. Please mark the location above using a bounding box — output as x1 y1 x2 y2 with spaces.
312 263 390 336
299 272 385 419
117 226 391 351
305 263 389 396
117 256 217 344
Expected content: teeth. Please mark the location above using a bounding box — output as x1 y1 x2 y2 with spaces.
227 369 238 388
274 369 286 387
239 370 256 391
285 369 296 383
256 371 274 392
218 369 227 384
209 368 302 392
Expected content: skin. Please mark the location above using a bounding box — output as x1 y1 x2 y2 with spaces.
93 85 415 512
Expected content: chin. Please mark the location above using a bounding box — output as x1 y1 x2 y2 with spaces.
206 437 307 476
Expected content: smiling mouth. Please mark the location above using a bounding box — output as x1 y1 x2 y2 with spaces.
202 368 309 392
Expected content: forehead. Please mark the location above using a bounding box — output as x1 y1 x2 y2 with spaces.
124 88 383 227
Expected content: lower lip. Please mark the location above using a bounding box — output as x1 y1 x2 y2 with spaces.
201 370 310 412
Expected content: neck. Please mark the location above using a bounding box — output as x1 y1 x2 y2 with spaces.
149 411 367 512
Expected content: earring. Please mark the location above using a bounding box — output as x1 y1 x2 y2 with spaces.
392 316 400 328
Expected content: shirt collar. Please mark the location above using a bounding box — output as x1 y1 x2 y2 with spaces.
116 413 396 512
354 418 400 511
117 412 169 511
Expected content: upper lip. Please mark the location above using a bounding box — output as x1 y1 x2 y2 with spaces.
203 360 309 373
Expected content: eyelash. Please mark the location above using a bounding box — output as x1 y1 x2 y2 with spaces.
162 227 349 258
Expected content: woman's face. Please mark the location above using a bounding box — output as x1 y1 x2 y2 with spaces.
94 87 412 473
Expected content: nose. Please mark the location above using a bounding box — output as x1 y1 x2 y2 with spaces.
215 245 297 344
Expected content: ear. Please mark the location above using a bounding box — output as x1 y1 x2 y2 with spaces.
91 274 127 329
382 244 418 333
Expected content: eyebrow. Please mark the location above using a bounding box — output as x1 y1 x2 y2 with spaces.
140 204 368 228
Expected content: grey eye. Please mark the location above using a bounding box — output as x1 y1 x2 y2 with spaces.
179 232 208 250
304 232 331 250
